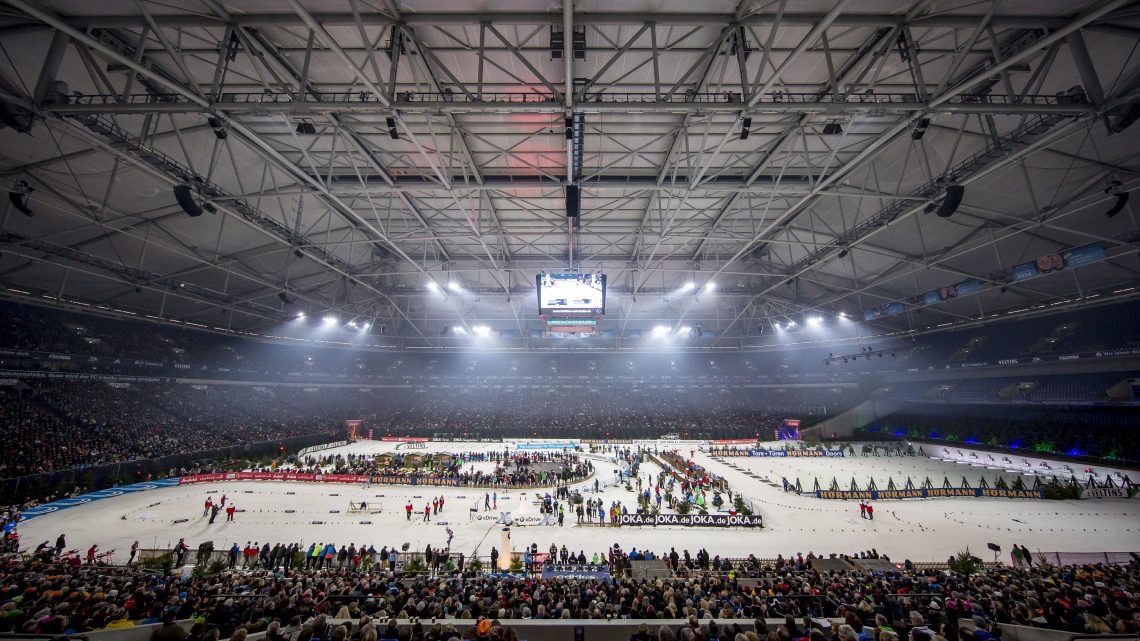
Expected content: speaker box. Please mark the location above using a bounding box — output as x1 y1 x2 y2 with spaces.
566 184 580 218
174 184 203 217
934 184 964 218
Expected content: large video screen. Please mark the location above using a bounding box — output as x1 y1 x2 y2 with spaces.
536 273 606 316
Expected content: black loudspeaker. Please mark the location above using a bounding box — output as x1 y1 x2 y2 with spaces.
934 184 964 218
566 184 580 218
173 184 203 217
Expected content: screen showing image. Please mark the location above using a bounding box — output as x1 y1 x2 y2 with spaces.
537 273 606 316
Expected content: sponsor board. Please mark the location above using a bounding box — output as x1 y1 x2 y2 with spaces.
815 488 1045 500
178 472 459 486
379 436 430 442
515 442 576 450
617 513 764 528
540 568 611 580
1080 487 1129 499
21 478 182 521
748 449 845 457
711 438 755 445
297 441 349 456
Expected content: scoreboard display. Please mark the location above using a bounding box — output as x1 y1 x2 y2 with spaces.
537 273 606 316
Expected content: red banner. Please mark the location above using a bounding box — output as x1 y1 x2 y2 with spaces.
379 436 429 442
179 472 371 485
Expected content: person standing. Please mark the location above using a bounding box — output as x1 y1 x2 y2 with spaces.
406 502 413 521
209 504 220 524
128 541 139 565
226 504 236 522
203 497 213 517
859 502 867 519
1021 544 1033 567
174 538 188 567
86 544 98 564
866 503 874 520
490 546 499 569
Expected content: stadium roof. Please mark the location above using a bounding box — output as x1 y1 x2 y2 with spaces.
1 0 1139 348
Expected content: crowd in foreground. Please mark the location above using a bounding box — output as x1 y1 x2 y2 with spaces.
0 538 1137 641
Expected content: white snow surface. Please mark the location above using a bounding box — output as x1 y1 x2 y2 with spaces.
19 440 1138 564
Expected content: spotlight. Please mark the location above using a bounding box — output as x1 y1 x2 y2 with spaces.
386 116 399 140
452 326 466 335
704 282 716 291
774 322 782 331
652 325 669 336
296 312 306 319
807 316 822 326
323 315 338 325
295 120 317 135
838 311 847 318
427 282 440 292
348 321 358 329
277 291 294 305
8 181 34 217
447 282 461 292
680 282 694 292
1104 180 1130 218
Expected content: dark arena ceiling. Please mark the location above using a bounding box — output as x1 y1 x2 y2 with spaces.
0 0 1139 351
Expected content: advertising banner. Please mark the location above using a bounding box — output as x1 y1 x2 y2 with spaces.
617 513 764 527
379 436 430 442
540 568 612 580
814 488 1045 500
178 472 458 486
863 301 906 321
748 449 845 457
1080 487 1129 499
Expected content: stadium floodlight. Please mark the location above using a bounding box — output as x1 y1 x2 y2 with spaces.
448 282 462 292
296 312 306 319
363 322 372 331
704 282 716 291
427 282 439 292
652 325 670 336
774 322 782 331
323 315 338 325
680 282 694 292
453 326 467 335
838 311 847 317
472 325 491 336
679 325 691 335
787 320 797 328
807 316 822 326
348 321 358 329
